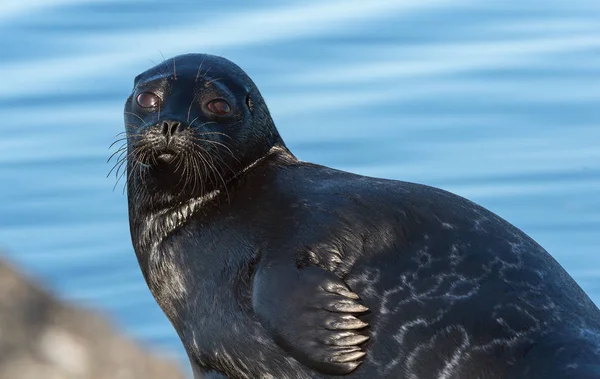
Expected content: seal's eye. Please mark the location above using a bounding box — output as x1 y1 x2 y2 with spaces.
136 92 160 108
206 99 231 116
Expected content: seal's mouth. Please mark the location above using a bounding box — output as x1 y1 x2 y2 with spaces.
156 152 176 164
151 145 181 167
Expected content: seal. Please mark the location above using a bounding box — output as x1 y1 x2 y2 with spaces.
119 53 600 379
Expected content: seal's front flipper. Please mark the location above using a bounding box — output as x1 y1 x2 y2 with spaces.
252 265 370 375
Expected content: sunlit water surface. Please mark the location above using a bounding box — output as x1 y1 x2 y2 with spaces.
1 0 599 370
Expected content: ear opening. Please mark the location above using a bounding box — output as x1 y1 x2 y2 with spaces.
246 94 254 114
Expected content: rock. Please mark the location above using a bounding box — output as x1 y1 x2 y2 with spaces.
0 258 186 379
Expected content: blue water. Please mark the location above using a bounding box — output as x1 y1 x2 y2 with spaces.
1 0 599 370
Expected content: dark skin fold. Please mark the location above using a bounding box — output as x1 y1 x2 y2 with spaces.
120 54 600 379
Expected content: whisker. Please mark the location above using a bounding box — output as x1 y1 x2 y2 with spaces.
125 123 146 131
113 162 130 192
108 144 146 178
151 53 170 77
173 56 177 80
195 56 206 83
204 77 222 87
124 111 146 124
113 148 144 193
187 100 194 123
189 117 199 127
174 150 185 174
193 149 215 195
211 158 230 204
108 156 130 180
109 137 134 150
190 154 200 196
115 157 129 181
189 136 241 163
195 131 233 139
107 145 127 163
200 149 230 204
197 154 206 197
177 153 190 196
135 152 150 191
189 119 218 130
210 151 238 177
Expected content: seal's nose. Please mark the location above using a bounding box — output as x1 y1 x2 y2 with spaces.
161 120 181 139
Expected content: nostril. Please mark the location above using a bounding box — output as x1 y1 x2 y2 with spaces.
162 120 181 136
169 121 181 135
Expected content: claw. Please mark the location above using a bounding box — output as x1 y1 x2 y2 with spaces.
325 299 369 313
331 349 367 363
331 332 370 347
324 283 360 299
338 289 360 299
325 315 368 330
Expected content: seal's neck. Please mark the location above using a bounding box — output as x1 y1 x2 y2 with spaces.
128 143 294 249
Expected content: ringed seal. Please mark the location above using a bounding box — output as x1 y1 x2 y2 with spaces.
120 53 600 379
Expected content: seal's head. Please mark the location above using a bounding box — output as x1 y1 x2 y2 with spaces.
122 53 282 205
